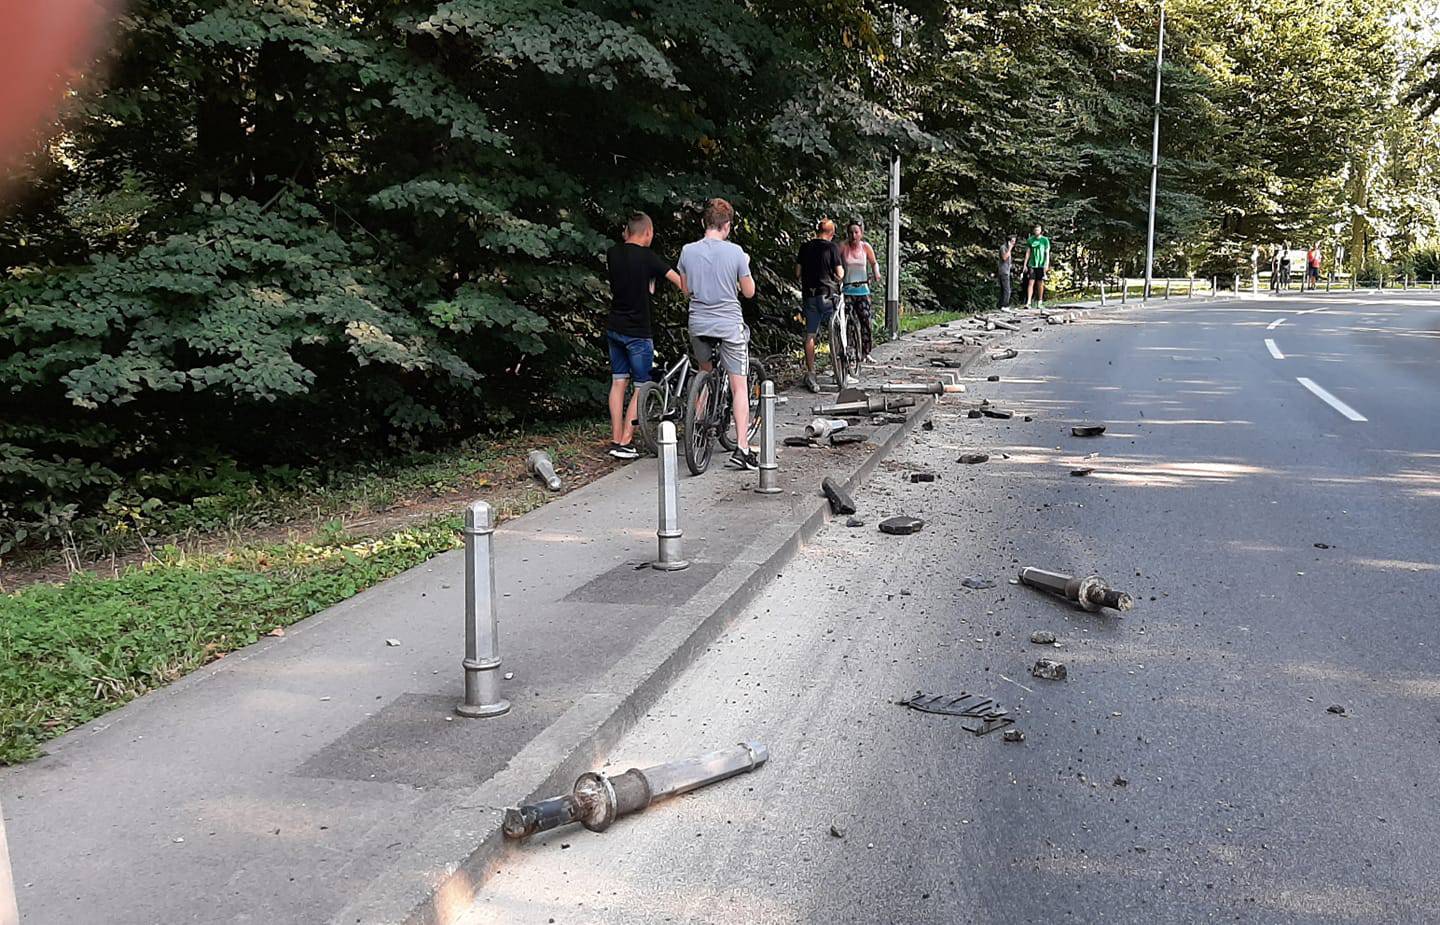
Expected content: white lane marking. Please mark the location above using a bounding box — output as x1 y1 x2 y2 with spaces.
1265 338 1285 359
1296 377 1367 422
1266 318 1286 330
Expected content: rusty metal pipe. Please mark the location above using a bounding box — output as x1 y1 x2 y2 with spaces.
503 742 769 840
1018 567 1133 613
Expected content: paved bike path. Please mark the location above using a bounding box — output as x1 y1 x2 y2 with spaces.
0 332 983 925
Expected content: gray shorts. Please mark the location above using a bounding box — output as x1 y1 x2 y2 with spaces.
690 325 750 376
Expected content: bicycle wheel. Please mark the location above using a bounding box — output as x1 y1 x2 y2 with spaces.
828 304 849 389
844 310 866 381
633 381 666 456
684 369 716 475
742 357 766 448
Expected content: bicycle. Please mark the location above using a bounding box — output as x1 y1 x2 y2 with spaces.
632 347 694 456
682 338 766 475
826 292 868 389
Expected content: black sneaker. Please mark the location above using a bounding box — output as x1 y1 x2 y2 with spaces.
608 443 639 460
727 448 759 471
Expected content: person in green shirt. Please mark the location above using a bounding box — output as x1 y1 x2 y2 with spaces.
1023 224 1051 309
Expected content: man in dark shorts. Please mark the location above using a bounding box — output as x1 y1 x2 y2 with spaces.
1023 224 1051 309
604 212 682 459
1306 244 1322 290
795 218 844 392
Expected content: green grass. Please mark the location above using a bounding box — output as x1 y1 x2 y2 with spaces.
898 309 967 334
0 517 463 764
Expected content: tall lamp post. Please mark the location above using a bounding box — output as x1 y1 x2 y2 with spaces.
1143 0 1166 301
885 4 902 339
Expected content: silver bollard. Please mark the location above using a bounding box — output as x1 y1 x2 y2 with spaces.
755 381 782 495
1164 277 1171 299
652 421 689 571
1326 274 1332 292
1121 278 1128 304
1099 281 1107 305
1232 273 1239 295
526 450 562 491
457 501 510 718
1191 275 1197 299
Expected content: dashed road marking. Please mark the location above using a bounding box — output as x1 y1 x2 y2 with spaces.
1266 318 1286 330
1296 377 1367 422
1265 339 1285 359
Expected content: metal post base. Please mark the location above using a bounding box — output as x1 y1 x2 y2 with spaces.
457 698 512 718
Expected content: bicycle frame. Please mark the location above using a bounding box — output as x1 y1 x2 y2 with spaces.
652 351 692 420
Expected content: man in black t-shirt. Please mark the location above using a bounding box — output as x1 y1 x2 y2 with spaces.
795 218 844 392
605 212 683 459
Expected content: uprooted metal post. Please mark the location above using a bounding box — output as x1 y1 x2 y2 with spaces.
1018 567 1134 613
503 742 770 840
652 421 689 571
457 501 510 718
755 380 781 495
812 395 919 415
526 450 562 491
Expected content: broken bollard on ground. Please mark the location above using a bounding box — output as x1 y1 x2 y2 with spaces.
821 477 857 515
1031 658 1068 680
990 348 1018 360
1018 567 1134 613
502 742 769 841
525 450 562 491
877 381 966 396
805 418 849 440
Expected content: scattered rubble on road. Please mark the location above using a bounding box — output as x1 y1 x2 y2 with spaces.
1029 630 1057 644
822 477 857 515
1031 658 1068 680
503 742 769 841
830 823 846 839
1003 728 1025 743
784 435 816 448
845 516 866 528
910 471 938 483
384 638 401 647
879 516 924 535
1019 566 1135 613
967 409 984 418
900 691 1014 735
987 374 1001 381
1071 424 1107 437
1327 704 1347 715
831 432 867 446
958 453 990 465
960 576 996 590
1071 467 1095 476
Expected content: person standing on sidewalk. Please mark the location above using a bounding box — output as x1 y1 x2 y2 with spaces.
998 234 1016 309
1278 244 1292 291
1307 243 1322 290
1022 224 1051 309
678 197 760 470
604 212 683 459
796 218 845 392
840 220 880 363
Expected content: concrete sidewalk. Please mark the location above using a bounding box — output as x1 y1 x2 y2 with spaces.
0 329 983 925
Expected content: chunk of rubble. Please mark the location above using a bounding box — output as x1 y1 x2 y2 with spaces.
1031 658 1068 680
1029 630 1057 644
879 516 925 536
957 453 990 465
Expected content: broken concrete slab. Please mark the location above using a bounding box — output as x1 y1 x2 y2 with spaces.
1071 424 1107 437
967 409 983 419
1029 630 1057 644
1070 467 1095 477
1031 658 1068 681
980 408 1013 420
821 477 857 515
879 516 924 536
830 432 867 446
957 453 990 465
1002 728 1025 743
910 472 938 483
960 577 996 590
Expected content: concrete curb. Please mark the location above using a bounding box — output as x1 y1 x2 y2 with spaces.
333 367 966 925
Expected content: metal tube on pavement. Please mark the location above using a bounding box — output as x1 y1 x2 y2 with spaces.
1018 567 1134 613
526 450 562 491
755 381 781 495
503 742 769 840
652 421 689 571
457 501 510 718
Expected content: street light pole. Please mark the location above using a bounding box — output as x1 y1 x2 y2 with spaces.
885 4 902 339
1143 0 1165 302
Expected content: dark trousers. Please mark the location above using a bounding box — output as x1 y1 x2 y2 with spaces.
998 268 1011 309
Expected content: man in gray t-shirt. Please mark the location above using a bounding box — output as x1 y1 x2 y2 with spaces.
676 197 758 468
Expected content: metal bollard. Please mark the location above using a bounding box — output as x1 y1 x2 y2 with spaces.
1326 274 1332 292
526 450 562 491
1019 566 1134 613
755 380 781 495
1210 275 1217 296
1164 277 1171 300
1099 280 1107 306
1232 273 1239 295
457 501 510 718
652 420 689 571
1190 275 1196 299
1121 278 1128 304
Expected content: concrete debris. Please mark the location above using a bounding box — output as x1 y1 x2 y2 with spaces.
900 691 1013 735
1031 658 1068 681
503 742 769 840
837 387 868 403
1029 630 1057 644
989 348 1019 360
830 432 866 446
910 471 938 483
879 516 924 536
783 435 817 448
961 577 996 590
1113 775 1129 787
822 477 857 515
980 408 1013 419
1023 415 1033 422
921 419 935 431
845 516 866 528
1070 467 1095 477
1003 728 1025 743
1314 542 1331 549
871 413 908 425
1019 566 1135 613
957 453 990 464
385 638 401 647
930 358 966 368
526 450 563 491
830 824 846 839
1071 424 1107 437
806 418 849 440
967 409 983 419
1327 704 1347 715
991 318 1020 331
987 375 1001 382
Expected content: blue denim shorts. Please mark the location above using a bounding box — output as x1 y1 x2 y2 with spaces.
606 331 654 381
803 293 837 335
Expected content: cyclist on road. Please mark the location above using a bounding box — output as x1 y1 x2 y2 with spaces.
840 220 880 363
796 218 845 392
678 197 759 471
1022 224 1051 309
604 212 683 460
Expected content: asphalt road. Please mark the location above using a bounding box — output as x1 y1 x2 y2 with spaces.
457 291 1440 925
